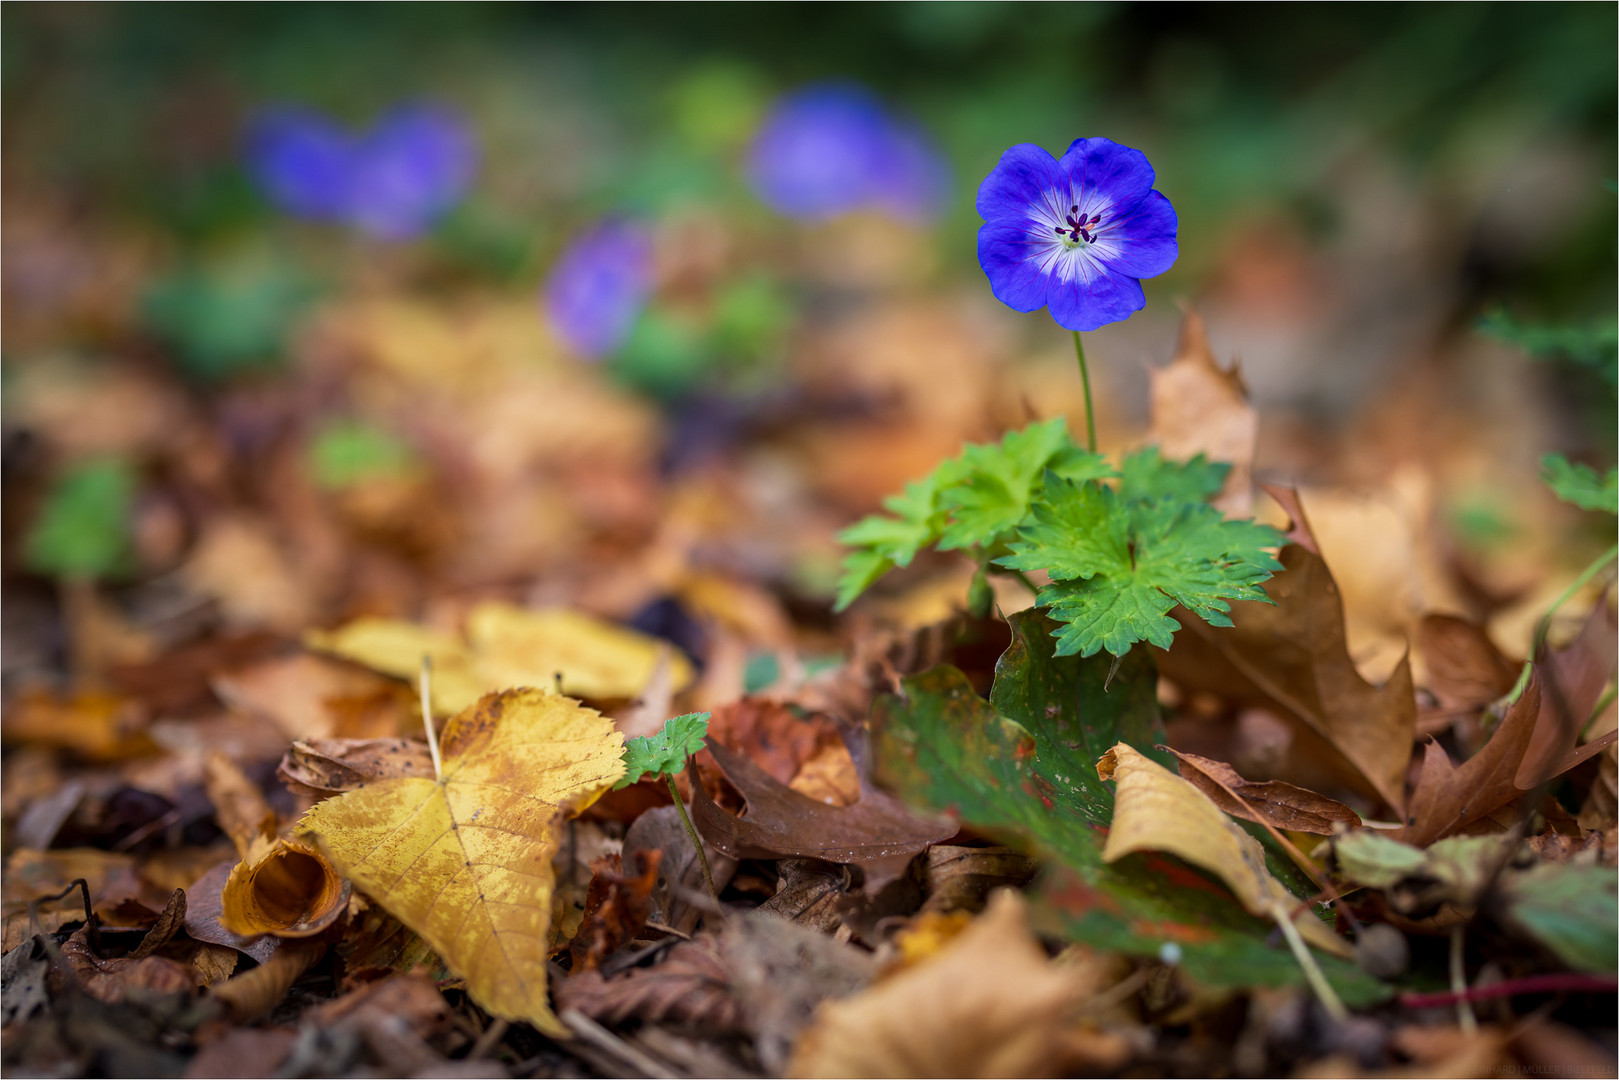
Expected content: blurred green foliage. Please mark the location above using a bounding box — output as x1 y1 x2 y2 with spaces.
141 252 318 382
307 421 420 490
24 459 137 580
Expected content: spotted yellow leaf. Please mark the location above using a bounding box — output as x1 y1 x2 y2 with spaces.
297 688 625 1035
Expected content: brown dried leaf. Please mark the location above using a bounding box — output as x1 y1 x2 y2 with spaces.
786 890 1113 1079
692 740 957 892
276 737 434 800
1157 489 1416 813
1 689 154 762
920 845 1041 916
1419 614 1518 712
557 933 745 1032
568 849 662 973
1398 671 1619 847
57 925 200 1004
181 860 280 965
127 888 186 960
203 752 277 856
1161 747 1363 834
1149 306 1258 516
212 653 407 741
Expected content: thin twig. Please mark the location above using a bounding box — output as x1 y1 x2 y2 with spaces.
420 654 443 781
1450 925 1477 1034
1270 899 1348 1023
28 878 99 955
1502 545 1616 707
468 1017 510 1060
559 1008 678 1079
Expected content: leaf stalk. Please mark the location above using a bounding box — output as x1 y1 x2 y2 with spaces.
669 767 718 904
420 654 443 781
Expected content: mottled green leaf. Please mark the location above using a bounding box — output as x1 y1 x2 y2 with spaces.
870 610 1382 1001
1501 863 1618 974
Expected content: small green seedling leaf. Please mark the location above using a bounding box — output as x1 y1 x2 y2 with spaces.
616 711 711 788
24 459 137 580
1000 472 1284 657
1542 454 1618 515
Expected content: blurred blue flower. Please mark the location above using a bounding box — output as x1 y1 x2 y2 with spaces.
245 103 477 239
543 221 655 359
246 107 355 222
746 84 947 223
977 138 1177 331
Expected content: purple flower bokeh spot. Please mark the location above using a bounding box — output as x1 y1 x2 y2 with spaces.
746 83 948 224
245 103 477 240
976 137 1178 332
542 221 655 360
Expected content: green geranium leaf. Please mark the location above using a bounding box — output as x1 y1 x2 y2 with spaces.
24 459 137 581
834 418 1108 610
869 612 1382 1002
1542 454 1618 515
939 417 1109 551
615 711 711 788
1118 446 1228 503
999 476 1284 657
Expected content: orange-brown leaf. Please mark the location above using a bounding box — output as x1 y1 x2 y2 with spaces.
1157 508 1415 813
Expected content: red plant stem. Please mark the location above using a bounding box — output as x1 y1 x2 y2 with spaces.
1400 973 1618 1008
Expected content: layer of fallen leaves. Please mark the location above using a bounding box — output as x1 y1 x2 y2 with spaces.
4 195 1615 1080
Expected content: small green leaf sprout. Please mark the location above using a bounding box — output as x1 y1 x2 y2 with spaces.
616 712 718 902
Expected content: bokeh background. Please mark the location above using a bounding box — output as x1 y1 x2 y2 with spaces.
4 2 1615 689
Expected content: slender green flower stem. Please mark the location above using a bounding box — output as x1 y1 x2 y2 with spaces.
1502 542 1617 707
667 772 718 903
1072 330 1098 453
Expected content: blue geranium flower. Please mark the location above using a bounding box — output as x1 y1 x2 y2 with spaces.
542 221 655 359
246 107 355 222
746 84 947 223
245 103 476 240
344 105 478 240
977 138 1178 331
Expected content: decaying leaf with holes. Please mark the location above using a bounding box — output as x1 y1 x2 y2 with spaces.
296 688 625 1036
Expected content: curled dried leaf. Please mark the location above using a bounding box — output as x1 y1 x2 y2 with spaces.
277 737 434 800
220 836 349 938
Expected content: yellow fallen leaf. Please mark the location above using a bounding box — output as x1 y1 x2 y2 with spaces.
788 890 1127 1079
466 603 693 703
1097 743 1351 960
303 618 485 716
296 688 624 1036
305 602 692 715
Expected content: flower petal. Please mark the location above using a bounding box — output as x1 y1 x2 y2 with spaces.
1095 191 1178 279
1046 258 1146 332
976 144 1065 223
977 220 1056 313
1057 138 1157 210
